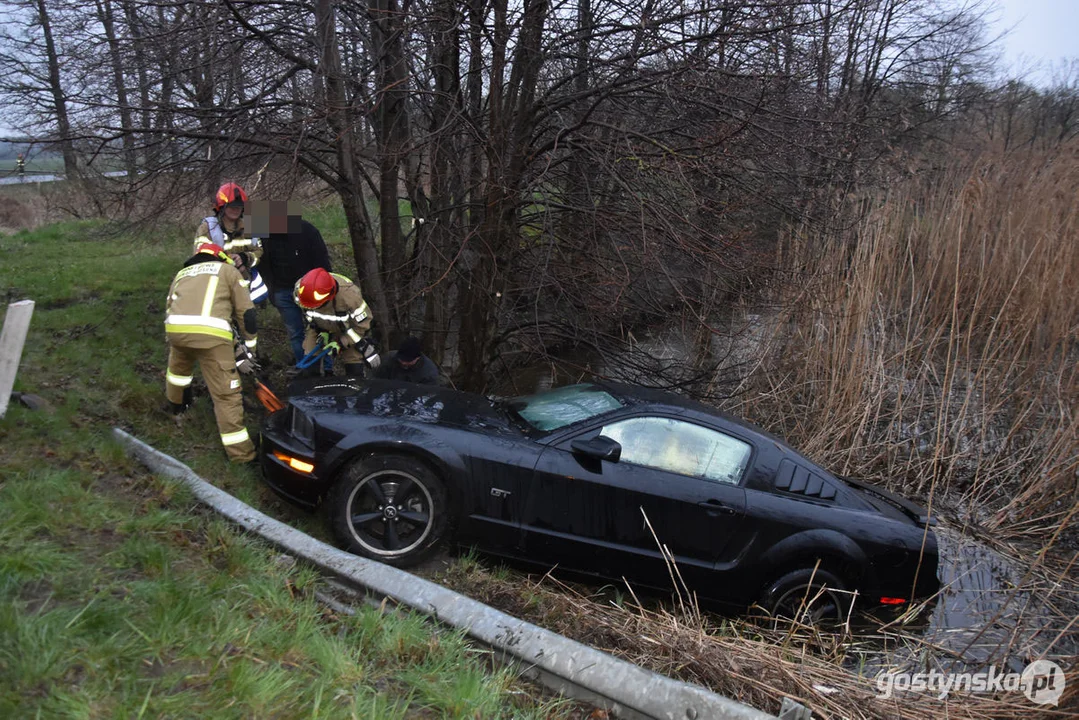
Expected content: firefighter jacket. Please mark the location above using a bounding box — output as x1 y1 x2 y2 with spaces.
193 216 263 266
193 215 267 304
165 255 257 352
300 274 372 351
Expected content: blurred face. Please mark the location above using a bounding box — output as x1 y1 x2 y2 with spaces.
248 200 301 235
397 356 420 369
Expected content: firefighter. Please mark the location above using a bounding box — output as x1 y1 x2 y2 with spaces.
14 153 25 179
293 267 379 377
165 242 259 463
193 182 267 305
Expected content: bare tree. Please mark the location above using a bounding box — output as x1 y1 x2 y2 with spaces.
92 0 137 179
0 0 1019 391
0 0 79 176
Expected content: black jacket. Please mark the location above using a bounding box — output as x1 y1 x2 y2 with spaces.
374 353 441 385
258 219 331 294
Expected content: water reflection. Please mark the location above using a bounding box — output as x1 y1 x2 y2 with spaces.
864 527 1077 675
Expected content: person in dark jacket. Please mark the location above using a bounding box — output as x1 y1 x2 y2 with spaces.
375 336 441 385
252 201 332 365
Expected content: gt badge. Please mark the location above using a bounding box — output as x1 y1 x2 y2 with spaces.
490 488 511 499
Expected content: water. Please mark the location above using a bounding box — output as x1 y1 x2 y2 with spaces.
0 173 64 185
0 170 129 185
864 527 1078 675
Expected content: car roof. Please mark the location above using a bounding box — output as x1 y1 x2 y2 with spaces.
596 381 864 493
594 380 772 435
591 380 835 472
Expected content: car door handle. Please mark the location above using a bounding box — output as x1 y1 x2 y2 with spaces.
698 499 738 516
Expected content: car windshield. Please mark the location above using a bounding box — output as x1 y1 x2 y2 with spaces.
508 384 624 432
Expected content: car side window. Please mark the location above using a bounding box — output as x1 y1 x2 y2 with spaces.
599 417 752 485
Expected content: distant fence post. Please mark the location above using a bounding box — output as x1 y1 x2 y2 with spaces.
0 299 34 418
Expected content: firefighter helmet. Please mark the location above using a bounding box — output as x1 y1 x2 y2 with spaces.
213 182 248 213
195 242 235 265
294 268 337 309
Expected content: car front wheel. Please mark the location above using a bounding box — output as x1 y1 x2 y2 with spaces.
760 567 851 624
328 454 448 567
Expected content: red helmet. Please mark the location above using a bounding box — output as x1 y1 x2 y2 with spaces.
213 182 248 213
195 242 234 265
294 268 337 309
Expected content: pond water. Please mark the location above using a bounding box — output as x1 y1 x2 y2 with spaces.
860 526 1077 676
0 173 65 185
0 170 128 185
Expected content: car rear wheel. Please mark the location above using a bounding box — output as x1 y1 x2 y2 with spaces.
328 454 447 567
760 568 850 624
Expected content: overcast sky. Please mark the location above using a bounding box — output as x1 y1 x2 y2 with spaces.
992 0 1078 84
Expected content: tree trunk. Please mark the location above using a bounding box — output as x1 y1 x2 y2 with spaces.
121 0 153 137
369 0 414 346
35 0 77 178
153 5 180 168
418 0 463 366
454 0 549 391
95 0 138 180
312 0 390 344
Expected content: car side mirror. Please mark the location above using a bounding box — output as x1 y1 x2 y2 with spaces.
571 435 621 462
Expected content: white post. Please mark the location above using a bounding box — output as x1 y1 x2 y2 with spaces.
0 299 34 418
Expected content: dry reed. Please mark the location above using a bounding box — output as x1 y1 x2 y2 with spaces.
727 142 1079 545
437 558 1077 720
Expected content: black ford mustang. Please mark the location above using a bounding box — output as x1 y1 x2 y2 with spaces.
260 379 939 619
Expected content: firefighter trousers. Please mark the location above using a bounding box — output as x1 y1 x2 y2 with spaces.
165 341 256 463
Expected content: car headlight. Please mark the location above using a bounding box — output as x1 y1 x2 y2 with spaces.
290 406 315 446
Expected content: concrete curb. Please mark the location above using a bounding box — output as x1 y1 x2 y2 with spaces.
113 428 779 720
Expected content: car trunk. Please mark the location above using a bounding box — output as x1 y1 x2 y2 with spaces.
840 476 936 528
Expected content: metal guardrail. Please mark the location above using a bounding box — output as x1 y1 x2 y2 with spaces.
113 427 808 720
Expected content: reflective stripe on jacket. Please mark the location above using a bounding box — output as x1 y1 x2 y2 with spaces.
165 259 255 348
193 216 263 265
300 274 372 351
248 269 268 304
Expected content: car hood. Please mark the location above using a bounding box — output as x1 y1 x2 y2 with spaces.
288 378 521 436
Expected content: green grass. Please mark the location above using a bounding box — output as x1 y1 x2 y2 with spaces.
305 196 416 264
305 202 354 249
0 218 577 718
0 155 66 177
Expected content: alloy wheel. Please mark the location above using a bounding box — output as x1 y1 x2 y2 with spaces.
345 469 435 558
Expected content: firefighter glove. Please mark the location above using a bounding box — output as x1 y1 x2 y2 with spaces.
359 339 380 369
236 356 259 376
317 331 333 348
235 343 259 375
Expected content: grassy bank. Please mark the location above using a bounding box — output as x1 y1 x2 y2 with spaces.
0 220 577 718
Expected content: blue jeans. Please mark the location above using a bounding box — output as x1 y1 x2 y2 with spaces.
271 288 332 371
